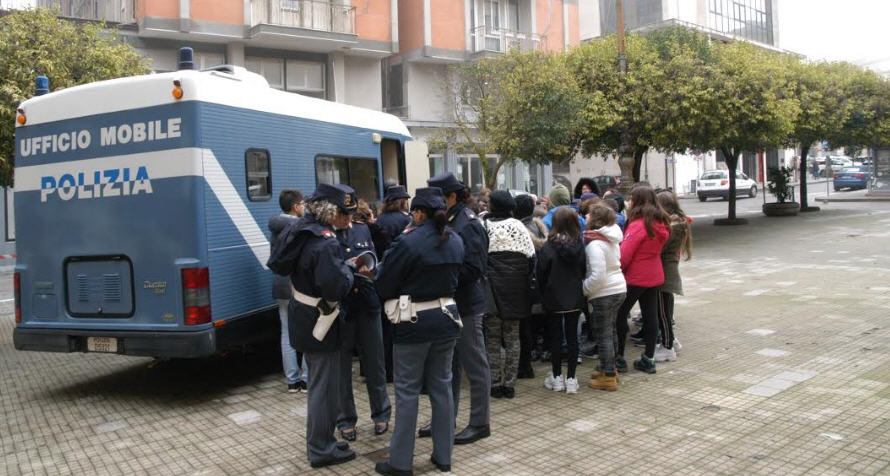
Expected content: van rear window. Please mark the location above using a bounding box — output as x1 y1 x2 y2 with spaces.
246 149 271 201
315 155 380 202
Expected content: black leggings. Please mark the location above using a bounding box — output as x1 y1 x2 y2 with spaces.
616 286 659 359
657 291 676 349
547 311 580 379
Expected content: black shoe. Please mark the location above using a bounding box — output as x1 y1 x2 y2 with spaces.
630 331 643 340
633 354 657 374
310 450 356 468
502 386 515 399
430 455 451 472
336 441 350 451
375 461 414 476
375 421 389 436
297 381 307 393
517 367 535 379
418 422 432 438
454 424 490 445
287 383 299 393
490 386 504 398
339 427 356 442
615 356 628 373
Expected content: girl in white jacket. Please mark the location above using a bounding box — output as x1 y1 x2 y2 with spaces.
582 203 627 391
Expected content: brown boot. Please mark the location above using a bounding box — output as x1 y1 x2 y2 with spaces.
590 369 619 383
588 371 618 391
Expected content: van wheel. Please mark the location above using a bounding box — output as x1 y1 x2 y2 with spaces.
749 186 757 198
698 194 707 202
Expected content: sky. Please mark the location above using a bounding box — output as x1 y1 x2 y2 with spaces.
778 0 890 74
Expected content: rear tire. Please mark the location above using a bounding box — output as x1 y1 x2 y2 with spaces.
698 194 707 202
749 186 757 198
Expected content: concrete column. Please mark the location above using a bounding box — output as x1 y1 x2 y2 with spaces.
391 0 399 50
226 42 245 67
179 0 190 31
423 0 432 46
329 52 346 103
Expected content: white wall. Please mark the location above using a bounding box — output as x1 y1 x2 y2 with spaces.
406 63 450 122
578 0 600 41
344 56 383 110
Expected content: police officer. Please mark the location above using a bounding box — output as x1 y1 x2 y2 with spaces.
374 187 465 476
269 183 363 469
421 172 491 445
336 200 392 441
374 185 412 382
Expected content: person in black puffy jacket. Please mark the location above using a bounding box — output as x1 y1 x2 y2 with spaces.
537 207 587 394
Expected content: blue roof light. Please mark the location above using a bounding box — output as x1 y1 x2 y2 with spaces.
178 47 196 70
35 75 50 96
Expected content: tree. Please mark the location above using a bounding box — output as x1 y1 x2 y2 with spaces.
438 50 585 190
0 8 148 185
834 67 890 164
568 27 713 185
785 61 854 211
689 40 800 223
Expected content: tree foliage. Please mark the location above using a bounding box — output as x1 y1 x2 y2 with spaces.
0 8 148 185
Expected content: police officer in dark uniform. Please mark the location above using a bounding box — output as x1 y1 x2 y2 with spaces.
421 172 491 445
374 187 465 476
266 183 363 469
336 201 392 441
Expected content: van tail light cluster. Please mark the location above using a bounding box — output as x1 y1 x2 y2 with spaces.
14 272 21 324
855 173 865 178
720 180 728 186
182 267 211 325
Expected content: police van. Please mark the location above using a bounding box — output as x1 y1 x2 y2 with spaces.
12 48 427 358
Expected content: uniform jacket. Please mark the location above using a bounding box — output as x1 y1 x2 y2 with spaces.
537 236 587 313
375 219 465 344
341 220 381 319
281 213 355 353
657 215 689 295
268 213 300 300
583 224 627 300
484 217 536 320
447 203 489 318
620 218 670 288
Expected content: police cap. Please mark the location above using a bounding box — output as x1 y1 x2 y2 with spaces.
411 187 446 211
384 185 411 202
427 172 465 194
310 183 358 214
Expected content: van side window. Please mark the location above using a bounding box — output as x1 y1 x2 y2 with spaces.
315 155 380 202
245 149 271 201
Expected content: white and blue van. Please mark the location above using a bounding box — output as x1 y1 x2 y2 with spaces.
12 51 428 358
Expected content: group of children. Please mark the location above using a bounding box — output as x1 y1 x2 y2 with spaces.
530 181 692 394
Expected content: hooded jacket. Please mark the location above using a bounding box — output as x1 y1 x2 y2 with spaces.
620 218 670 288
583 224 627 300
484 217 536 320
657 215 690 295
268 213 300 300
537 235 587 313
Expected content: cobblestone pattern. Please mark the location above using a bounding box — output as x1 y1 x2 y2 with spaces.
2 206 890 475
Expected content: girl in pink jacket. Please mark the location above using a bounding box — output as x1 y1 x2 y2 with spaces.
616 186 669 374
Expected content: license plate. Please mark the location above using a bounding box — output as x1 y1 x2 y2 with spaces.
87 337 118 353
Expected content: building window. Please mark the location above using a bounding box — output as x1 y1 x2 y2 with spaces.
246 149 272 201
708 0 774 45
599 0 663 36
286 60 325 97
315 155 380 201
246 56 285 89
386 63 404 108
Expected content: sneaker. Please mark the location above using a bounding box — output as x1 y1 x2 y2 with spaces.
577 353 583 364
673 338 682 352
544 372 565 392
565 377 579 394
588 371 618 391
287 383 299 393
615 356 628 373
633 354 657 374
298 381 308 393
654 344 678 362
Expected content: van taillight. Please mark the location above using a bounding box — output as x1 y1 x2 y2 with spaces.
182 267 211 325
14 272 21 324
720 180 728 186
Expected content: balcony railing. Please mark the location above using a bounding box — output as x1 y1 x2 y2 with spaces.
36 0 135 23
471 25 541 54
251 0 355 35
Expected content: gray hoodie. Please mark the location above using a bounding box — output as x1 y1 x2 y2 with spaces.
583 224 627 300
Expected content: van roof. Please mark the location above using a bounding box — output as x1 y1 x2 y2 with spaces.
16 66 411 137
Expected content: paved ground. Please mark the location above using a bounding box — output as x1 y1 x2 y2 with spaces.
2 200 890 475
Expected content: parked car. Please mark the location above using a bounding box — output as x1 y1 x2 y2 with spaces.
819 156 853 177
697 170 758 201
593 175 621 192
833 166 870 191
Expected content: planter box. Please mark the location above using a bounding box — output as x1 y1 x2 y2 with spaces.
762 202 800 217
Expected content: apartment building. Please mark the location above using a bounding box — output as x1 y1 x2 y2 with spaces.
565 0 793 195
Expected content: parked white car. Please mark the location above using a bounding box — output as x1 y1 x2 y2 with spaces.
697 170 758 201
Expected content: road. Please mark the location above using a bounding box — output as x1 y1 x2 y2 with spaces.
682 183 869 220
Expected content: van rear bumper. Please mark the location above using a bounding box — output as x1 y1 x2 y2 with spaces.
13 326 217 358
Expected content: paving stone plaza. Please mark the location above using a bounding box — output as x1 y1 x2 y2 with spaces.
2 201 890 475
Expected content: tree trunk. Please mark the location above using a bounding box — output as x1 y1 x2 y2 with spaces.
632 146 647 183
799 145 810 209
724 147 739 221
486 157 507 190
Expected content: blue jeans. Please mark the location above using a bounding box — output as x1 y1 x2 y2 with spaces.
278 300 308 384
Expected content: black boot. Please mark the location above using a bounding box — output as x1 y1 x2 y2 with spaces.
454 424 490 445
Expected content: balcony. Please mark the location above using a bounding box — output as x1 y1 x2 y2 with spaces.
470 25 541 55
36 0 135 23
249 0 357 52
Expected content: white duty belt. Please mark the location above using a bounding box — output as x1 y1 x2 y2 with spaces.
384 296 461 328
292 288 340 342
